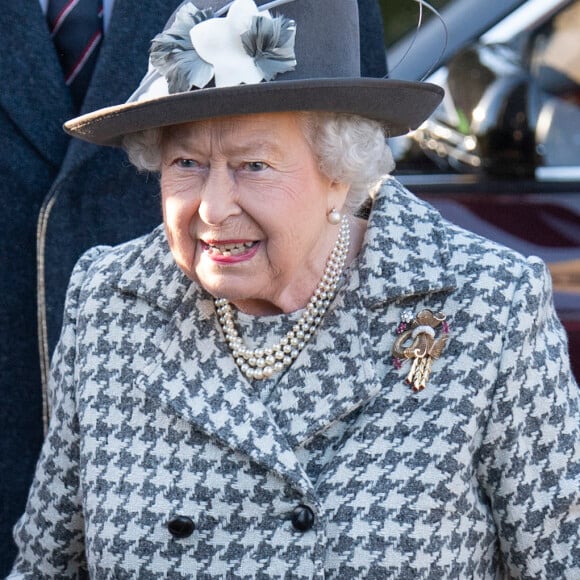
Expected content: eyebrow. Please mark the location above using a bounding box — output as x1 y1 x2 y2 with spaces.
165 134 284 160
226 139 282 158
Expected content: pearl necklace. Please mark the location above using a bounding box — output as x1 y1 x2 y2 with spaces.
215 217 351 380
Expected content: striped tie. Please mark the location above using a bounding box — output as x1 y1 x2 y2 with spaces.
47 0 104 111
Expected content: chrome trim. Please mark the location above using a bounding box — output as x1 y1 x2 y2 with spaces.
536 167 580 181
397 172 483 188
481 0 571 43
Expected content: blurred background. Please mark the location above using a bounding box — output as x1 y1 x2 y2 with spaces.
379 0 451 46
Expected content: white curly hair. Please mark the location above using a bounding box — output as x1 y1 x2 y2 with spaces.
122 112 394 213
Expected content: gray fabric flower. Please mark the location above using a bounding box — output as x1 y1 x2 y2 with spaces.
241 15 297 81
150 4 215 93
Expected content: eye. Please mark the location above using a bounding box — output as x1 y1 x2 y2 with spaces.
175 158 199 169
243 161 269 172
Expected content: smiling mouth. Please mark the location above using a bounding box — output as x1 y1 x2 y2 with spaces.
203 241 258 257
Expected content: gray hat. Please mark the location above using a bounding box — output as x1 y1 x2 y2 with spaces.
64 0 444 146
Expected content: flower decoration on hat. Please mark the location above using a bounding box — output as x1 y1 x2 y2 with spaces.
392 309 450 392
150 0 297 93
150 4 215 92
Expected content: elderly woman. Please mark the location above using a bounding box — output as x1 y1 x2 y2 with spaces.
10 0 579 578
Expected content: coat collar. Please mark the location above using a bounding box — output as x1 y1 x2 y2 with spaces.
353 177 456 307
114 181 457 493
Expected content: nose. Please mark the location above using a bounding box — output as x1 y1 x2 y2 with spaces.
198 165 241 226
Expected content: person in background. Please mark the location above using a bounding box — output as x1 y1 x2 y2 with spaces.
358 0 387 77
9 0 579 577
0 0 386 575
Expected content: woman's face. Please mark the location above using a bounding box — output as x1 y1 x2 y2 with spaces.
160 112 349 315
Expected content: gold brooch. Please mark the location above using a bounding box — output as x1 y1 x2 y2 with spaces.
392 309 449 391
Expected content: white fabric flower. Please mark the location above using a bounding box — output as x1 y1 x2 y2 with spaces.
190 0 270 87
129 69 171 103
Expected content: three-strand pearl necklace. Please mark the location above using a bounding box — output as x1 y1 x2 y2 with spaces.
215 217 351 380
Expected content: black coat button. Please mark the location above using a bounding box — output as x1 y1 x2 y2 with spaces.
167 515 195 538
291 504 315 532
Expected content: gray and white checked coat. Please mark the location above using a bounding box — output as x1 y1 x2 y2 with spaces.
10 179 580 578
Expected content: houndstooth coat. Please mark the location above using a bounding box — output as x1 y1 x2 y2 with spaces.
10 179 580 578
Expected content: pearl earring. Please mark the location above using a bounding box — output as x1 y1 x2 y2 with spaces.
327 208 341 225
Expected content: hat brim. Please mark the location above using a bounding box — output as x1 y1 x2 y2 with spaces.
64 78 444 146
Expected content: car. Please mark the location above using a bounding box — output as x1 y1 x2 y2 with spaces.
383 0 580 379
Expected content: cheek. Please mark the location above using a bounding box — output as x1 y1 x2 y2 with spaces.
161 176 201 230
160 177 202 270
246 177 328 246
252 172 327 212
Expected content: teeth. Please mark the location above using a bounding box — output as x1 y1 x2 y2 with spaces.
207 241 255 256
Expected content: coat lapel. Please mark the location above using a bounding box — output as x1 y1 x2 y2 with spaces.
260 288 383 449
135 292 314 495
0 0 73 166
117 228 313 496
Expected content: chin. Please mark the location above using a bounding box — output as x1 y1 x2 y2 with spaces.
198 278 250 302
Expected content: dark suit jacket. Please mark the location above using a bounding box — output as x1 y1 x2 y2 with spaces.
0 1 179 574
0 0 385 574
